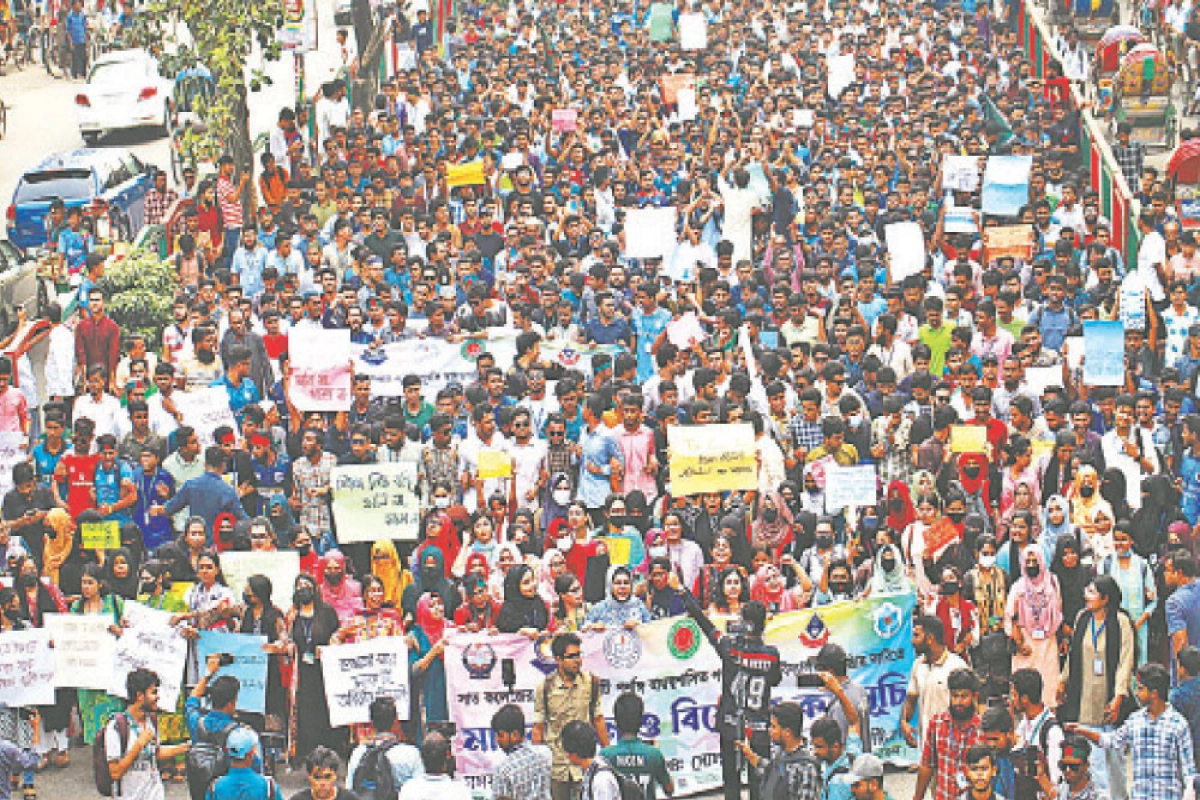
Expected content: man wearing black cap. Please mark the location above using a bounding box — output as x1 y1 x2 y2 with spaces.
1034 735 1098 800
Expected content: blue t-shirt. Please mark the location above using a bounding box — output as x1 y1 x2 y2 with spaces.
1182 452 1200 526
94 461 134 523
1168 581 1200 679
631 307 671 383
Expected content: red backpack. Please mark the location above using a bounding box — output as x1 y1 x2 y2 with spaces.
93 712 129 797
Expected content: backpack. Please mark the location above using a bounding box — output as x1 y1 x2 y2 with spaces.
94 712 130 797
351 740 401 800
185 717 240 800
592 762 646 800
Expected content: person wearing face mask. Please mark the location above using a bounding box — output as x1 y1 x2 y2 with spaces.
541 472 575 537
798 517 847 589
814 560 857 606
1007 547 1064 712
597 495 646 569
290 573 344 761
964 535 1011 701
370 539 412 611
866 544 915 597
319 550 364 624
1069 465 1111 537
751 492 795 562
933 566 978 659
237 575 289 737
643 558 687 619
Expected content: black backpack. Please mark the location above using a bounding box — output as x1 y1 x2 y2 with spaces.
185 717 240 800
351 740 401 800
592 763 646 800
94 713 130 797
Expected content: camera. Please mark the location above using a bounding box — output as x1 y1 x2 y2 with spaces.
217 653 236 667
1010 746 1041 779
796 673 826 688
727 619 753 638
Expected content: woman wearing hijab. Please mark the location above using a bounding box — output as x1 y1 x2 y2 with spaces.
1130 475 1180 558
42 507 84 594
538 548 567 607
750 491 794 561
12 555 71 769
289 572 343 760
864 544 914 597
1052 534 1090 647
1005 546 1063 700
1039 495 1073 567
585 565 651 629
103 546 140 600
318 550 364 623
487 543 523 604
951 452 996 532
799 462 826 514
596 495 647 570
413 511 461 575
1100 468 1131 525
1068 465 1108 534
402 545 460 621
1000 437 1040 519
749 563 806 613
409 592 452 732
370 540 411 610
884 481 916 533
495 564 551 635
541 472 574 537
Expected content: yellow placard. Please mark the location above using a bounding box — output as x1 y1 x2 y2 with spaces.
80 520 121 549
477 448 513 479
600 536 632 566
667 423 758 496
949 425 989 454
445 161 486 188
1031 439 1055 461
165 582 194 609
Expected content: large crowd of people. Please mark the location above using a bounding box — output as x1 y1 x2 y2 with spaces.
3 0 1200 798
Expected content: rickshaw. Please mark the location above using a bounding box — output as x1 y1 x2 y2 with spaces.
1094 27 1147 113
167 64 215 183
1167 139 1200 230
1058 0 1118 43
1112 44 1177 149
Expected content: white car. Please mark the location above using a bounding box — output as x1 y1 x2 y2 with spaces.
74 49 172 146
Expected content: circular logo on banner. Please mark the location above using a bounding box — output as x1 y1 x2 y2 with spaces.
556 347 581 367
668 618 702 660
872 601 904 640
604 628 643 670
530 632 559 675
461 642 498 680
460 341 485 362
799 613 831 649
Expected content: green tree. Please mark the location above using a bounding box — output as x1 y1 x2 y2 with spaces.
133 0 285 205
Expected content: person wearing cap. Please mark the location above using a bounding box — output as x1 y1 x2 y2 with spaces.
846 753 890 800
204 725 282 800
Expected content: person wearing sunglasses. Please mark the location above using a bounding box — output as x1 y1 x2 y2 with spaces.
1032 735 1097 800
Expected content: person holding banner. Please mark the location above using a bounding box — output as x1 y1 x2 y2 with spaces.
70 563 125 745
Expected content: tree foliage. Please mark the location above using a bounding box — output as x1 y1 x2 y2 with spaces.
97 249 179 345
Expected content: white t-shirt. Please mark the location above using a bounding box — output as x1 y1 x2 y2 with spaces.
106 715 163 800
397 774 473 800
583 760 622 800
1137 230 1168 302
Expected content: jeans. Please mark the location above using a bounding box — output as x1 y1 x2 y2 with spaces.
720 729 770 800
1081 723 1128 800
221 227 241 270
70 42 86 78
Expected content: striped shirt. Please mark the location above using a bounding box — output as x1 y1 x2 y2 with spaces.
216 175 244 229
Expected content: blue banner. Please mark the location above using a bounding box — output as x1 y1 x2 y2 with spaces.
196 631 269 714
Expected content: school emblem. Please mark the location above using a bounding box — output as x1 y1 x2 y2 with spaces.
461 642 497 679
799 613 830 648
668 618 702 660
603 628 643 670
460 341 485 361
530 632 559 675
872 601 904 640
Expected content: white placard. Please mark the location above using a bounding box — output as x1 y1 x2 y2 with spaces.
677 88 698 122
679 13 708 50
624 207 678 260
942 155 981 193
109 602 188 711
321 636 411 727
1024 365 1064 397
220 550 301 611
171 387 238 447
885 221 927 282
0 628 56 706
825 464 878 512
827 54 856 98
45 613 117 690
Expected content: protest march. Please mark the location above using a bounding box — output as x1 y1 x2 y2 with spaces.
6 0 1200 796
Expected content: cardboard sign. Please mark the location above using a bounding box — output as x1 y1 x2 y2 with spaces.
667 424 757 495
330 461 422 543
477 448 513 480
950 425 989 453
81 520 121 550
321 637 411 727
551 109 578 132
660 73 696 105
983 225 1034 262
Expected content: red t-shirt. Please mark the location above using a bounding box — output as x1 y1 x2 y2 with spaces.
60 453 99 518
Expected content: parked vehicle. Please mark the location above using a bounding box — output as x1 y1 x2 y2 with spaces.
75 48 171 145
6 148 155 250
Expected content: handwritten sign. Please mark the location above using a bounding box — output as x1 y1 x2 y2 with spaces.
678 13 708 50
320 637 411 727
220 550 301 611
667 423 757 496
950 425 989 454
289 328 352 412
942 155 981 193
983 225 1034 262
660 73 696 105
551 109 578 133
824 464 878 512
1083 320 1126 386
0 432 24 498
45 613 116 690
0 628 56 706
109 602 188 711
81 520 121 550
666 313 706 349
477 448 513 480
330 461 421 543
171 387 237 447
981 155 1033 217
196 631 268 714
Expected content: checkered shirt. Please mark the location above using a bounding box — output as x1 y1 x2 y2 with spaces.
1100 706 1196 800
920 711 983 800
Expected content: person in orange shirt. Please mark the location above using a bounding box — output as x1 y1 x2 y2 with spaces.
258 151 289 214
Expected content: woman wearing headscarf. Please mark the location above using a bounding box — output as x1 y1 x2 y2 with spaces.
750 491 794 561
585 565 651 629
1068 464 1109 535
1100 468 1131 525
553 500 609 603
1039 495 1073 567
495 564 551 635
487 542 523 605
540 472 573 537
1130 474 1180 558
370 540 412 610
402 545 460 620
749 563 806 613
288 572 343 760
884 481 916 532
538 548 567 607
329 575 404 742
964 535 1010 702
864 544 914 597
0 586 38 783
413 511 461 575
1052 534 1090 649
999 437 1040 520
42 507 83 594
799 462 826 515
408 592 452 731
318 550 364 623
103 546 140 600
11 555 71 769
1005 546 1063 700
1040 430 1079 500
